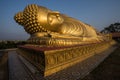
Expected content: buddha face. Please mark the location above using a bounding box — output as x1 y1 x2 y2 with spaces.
47 12 64 27
37 11 64 32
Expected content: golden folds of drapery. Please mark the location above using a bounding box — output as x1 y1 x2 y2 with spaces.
14 4 108 46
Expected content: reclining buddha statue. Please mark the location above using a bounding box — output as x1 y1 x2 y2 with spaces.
14 4 105 46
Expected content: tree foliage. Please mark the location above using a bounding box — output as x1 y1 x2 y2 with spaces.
101 22 120 42
0 41 26 49
101 22 120 33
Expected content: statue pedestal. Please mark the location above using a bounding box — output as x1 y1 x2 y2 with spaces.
17 41 115 77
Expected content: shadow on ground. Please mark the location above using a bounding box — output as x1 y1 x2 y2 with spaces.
0 51 8 80
81 45 120 80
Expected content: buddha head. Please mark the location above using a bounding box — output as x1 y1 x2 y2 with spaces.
14 4 64 34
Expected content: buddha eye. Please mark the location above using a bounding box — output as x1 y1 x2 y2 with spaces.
56 14 60 17
56 14 61 21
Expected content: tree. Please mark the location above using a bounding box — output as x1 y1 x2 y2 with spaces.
101 22 120 42
101 22 120 33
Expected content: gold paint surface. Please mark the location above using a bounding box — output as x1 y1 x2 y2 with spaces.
14 4 109 46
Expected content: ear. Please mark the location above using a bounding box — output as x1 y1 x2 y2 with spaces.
14 12 24 26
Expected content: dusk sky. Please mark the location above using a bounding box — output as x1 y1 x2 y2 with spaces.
0 0 120 40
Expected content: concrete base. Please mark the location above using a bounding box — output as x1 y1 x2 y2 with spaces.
17 41 116 77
